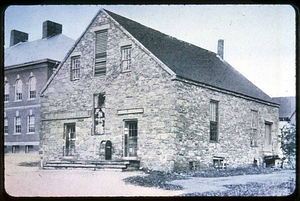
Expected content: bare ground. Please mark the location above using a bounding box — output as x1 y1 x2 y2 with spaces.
4 154 296 197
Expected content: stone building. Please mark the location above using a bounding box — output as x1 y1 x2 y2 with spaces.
40 9 280 171
4 21 74 154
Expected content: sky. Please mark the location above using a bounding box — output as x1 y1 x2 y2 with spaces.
4 5 296 97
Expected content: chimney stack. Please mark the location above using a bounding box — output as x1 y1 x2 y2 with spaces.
42 20 62 39
10 30 28 46
217 39 224 59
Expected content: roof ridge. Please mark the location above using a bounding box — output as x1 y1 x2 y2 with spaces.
103 9 213 55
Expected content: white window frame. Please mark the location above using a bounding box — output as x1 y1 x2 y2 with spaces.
4 82 9 103
27 115 35 134
14 115 21 135
15 79 23 101
70 56 81 80
121 45 132 72
28 76 36 100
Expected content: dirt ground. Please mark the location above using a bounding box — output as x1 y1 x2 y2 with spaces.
4 154 296 197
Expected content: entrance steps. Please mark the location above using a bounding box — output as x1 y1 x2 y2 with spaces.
42 159 139 171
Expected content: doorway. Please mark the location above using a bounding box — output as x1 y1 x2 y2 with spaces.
64 123 76 156
124 120 138 157
105 140 112 160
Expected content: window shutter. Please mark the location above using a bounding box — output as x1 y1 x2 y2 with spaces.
95 30 108 54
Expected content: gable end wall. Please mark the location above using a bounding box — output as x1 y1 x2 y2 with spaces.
40 11 178 171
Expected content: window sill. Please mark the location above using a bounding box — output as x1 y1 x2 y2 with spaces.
13 133 21 135
14 100 22 102
27 98 36 101
94 73 106 77
94 133 104 136
121 70 131 73
26 132 35 135
70 78 80 81
4 133 8 135
4 101 9 104
250 145 259 148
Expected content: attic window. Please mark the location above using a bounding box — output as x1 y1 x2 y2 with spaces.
94 29 108 76
121 45 132 72
71 56 80 80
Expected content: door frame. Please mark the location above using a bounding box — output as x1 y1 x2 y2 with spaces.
123 119 138 160
63 122 76 156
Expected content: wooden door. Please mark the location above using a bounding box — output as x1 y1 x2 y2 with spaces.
124 121 138 157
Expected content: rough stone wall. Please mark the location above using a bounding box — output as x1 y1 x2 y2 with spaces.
172 80 279 171
40 11 177 171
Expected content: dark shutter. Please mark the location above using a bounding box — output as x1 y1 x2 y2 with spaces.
95 30 107 75
95 30 108 55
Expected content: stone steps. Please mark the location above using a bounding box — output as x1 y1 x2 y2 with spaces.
43 160 138 171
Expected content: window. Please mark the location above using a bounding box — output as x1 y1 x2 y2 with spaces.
12 145 20 153
15 116 21 134
28 77 36 99
25 145 33 153
27 115 35 133
121 45 132 72
4 82 9 102
71 56 80 80
128 121 137 137
4 118 8 134
210 100 218 142
15 79 23 101
93 93 105 135
94 29 108 75
251 110 258 146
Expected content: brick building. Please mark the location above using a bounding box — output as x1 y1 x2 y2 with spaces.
4 21 74 153
40 9 280 171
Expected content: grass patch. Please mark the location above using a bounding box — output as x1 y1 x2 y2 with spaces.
181 178 295 196
123 170 186 190
18 161 40 167
182 166 282 178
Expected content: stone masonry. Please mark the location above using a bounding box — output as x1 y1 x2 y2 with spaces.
40 10 280 172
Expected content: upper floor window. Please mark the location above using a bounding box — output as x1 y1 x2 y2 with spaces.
15 79 22 101
27 115 35 133
28 76 36 99
94 29 108 76
4 82 9 102
210 100 219 142
121 45 132 72
71 56 81 80
14 113 21 134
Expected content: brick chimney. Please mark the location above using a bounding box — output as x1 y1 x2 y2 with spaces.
217 39 224 59
10 30 28 46
42 20 62 39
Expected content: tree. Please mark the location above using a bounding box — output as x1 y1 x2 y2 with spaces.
280 123 296 169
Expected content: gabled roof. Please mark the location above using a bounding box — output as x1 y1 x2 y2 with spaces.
5 34 75 67
104 9 276 104
272 96 296 118
40 9 278 105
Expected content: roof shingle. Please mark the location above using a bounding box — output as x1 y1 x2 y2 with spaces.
105 9 276 104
